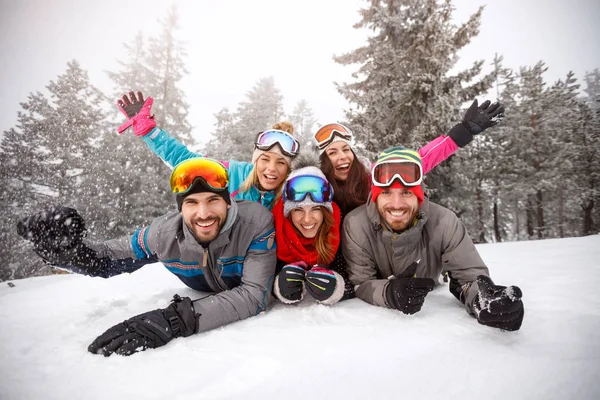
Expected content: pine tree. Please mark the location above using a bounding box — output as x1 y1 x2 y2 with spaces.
576 69 600 235
288 99 318 149
334 0 494 153
146 4 193 144
203 76 285 161
104 5 196 235
0 61 111 279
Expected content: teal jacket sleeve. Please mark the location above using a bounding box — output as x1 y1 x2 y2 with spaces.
142 128 201 168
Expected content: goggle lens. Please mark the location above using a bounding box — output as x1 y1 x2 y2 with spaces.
170 158 229 194
372 161 422 187
255 130 300 156
284 175 333 203
314 123 353 149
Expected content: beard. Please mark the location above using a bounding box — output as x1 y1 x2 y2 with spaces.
185 216 224 243
382 206 419 232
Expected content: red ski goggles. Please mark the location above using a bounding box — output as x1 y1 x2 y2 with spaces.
371 160 423 187
170 158 229 194
283 175 334 203
255 130 300 157
313 123 353 150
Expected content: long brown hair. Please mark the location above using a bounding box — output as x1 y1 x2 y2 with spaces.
313 206 336 264
320 150 370 215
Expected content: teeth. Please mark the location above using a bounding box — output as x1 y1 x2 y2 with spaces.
390 211 406 217
265 175 277 180
337 164 349 169
196 221 215 227
302 224 316 230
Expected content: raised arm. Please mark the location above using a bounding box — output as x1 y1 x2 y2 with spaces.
117 91 203 169
418 99 505 174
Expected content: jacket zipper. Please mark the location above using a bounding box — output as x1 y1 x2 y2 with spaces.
202 248 226 291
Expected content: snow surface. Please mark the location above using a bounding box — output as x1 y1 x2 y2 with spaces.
1 235 599 400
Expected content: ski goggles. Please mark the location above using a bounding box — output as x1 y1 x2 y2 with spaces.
283 175 334 203
170 158 229 194
255 130 300 157
371 160 423 187
313 123 353 150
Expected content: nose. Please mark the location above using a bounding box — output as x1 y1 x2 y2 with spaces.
265 159 277 172
194 203 211 219
390 192 407 208
302 211 312 224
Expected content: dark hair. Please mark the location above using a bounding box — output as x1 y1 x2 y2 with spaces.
320 150 370 216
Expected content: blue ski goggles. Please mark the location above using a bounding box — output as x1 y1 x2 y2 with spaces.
283 175 334 203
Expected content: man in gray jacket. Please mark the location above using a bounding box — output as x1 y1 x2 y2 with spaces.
342 146 524 331
17 157 277 355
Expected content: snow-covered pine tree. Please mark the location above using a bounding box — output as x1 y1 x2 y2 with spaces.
0 60 111 279
0 92 55 280
146 4 193 144
488 56 523 241
575 69 600 235
203 76 285 161
334 0 494 153
288 99 318 150
106 29 176 235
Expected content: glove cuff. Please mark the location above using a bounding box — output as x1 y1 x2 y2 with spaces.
384 281 397 309
447 123 473 148
166 295 199 337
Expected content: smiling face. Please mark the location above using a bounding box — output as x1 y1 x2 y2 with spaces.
290 205 325 239
255 152 290 191
325 141 355 181
181 192 229 242
376 187 420 232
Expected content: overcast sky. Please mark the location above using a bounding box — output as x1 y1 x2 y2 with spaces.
1 0 599 145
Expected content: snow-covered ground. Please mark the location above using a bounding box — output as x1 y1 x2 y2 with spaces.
1 235 599 400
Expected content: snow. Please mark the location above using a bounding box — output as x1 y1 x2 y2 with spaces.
1 235 599 400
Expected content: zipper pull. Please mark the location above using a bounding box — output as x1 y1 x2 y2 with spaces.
202 248 208 267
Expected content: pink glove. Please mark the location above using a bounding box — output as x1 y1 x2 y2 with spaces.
117 91 157 136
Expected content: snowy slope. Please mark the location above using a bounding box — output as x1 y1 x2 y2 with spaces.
1 235 599 400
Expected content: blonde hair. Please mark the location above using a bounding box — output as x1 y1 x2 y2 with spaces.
239 121 295 203
271 121 294 134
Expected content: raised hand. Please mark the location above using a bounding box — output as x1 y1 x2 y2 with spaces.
116 91 156 136
462 99 505 135
448 99 505 147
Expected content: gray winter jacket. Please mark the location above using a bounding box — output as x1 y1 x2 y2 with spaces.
341 197 489 315
90 200 277 333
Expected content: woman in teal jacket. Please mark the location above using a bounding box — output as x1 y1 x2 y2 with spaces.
118 91 299 210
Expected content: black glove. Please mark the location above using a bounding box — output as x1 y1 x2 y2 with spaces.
473 275 524 331
17 206 86 253
275 261 309 303
88 295 199 357
117 91 147 119
448 99 505 147
385 261 435 314
306 265 340 303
